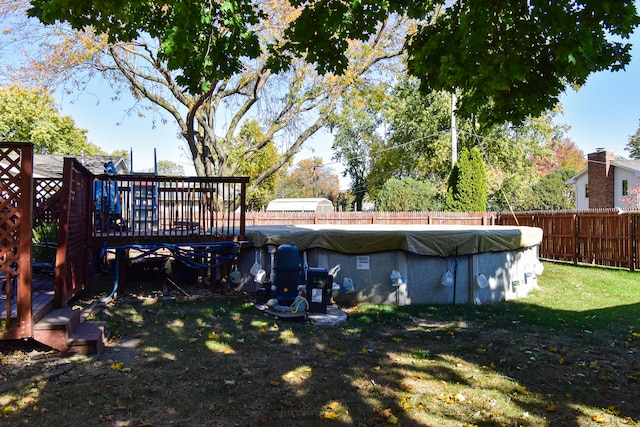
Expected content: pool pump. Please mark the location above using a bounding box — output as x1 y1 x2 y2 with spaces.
274 244 303 306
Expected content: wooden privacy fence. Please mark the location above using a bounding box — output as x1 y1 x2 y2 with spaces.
500 209 639 270
245 211 497 226
247 209 640 271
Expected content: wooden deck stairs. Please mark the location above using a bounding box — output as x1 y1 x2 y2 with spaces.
33 307 105 355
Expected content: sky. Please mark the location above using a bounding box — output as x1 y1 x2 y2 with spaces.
558 29 640 158
55 31 640 187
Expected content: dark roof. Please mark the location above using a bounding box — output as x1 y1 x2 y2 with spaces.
33 154 129 178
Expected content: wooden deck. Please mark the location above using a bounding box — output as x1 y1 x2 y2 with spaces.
0 146 249 344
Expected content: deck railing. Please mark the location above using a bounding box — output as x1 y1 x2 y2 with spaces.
91 174 248 244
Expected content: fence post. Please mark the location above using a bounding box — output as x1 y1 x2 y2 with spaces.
632 213 637 272
573 213 579 266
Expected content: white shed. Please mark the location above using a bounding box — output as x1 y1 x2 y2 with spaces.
266 198 334 213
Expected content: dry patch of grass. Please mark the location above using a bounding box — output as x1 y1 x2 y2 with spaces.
1 262 639 426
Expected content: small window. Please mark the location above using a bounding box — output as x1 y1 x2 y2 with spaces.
623 180 629 196
585 183 589 198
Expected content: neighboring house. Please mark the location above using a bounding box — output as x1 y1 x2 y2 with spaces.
566 150 640 210
266 198 335 213
32 154 129 178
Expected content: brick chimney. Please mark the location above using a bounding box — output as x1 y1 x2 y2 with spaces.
587 149 614 208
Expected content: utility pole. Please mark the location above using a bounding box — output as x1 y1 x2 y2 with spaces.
312 165 322 198
451 92 458 167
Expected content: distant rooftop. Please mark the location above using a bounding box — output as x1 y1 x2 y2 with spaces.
33 154 129 178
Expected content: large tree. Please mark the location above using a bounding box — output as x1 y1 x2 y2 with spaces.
445 147 487 212
626 120 640 159
0 84 103 154
3 0 408 192
231 119 285 210
7 0 636 186
276 157 340 201
334 77 564 205
275 1 639 124
525 167 577 211
530 137 586 175
328 84 388 211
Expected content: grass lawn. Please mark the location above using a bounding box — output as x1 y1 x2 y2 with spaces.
1 261 639 426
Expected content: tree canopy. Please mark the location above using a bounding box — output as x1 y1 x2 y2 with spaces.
10 0 408 186
626 120 640 159
525 167 577 211
0 84 103 155
27 0 640 125
375 177 442 212
276 157 340 201
330 76 570 211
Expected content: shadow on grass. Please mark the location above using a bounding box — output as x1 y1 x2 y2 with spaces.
1 274 639 426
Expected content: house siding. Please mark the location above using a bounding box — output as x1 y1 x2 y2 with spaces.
574 173 589 210
614 168 640 209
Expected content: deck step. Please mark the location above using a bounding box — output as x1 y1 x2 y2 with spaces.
68 321 106 356
33 307 105 355
33 307 81 352
33 307 81 331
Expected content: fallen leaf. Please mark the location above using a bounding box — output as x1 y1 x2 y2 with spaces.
439 395 455 403
592 414 608 423
379 408 393 419
110 362 124 371
514 385 528 395
322 410 338 419
400 383 413 392
328 401 341 410
606 406 620 415
545 405 556 412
